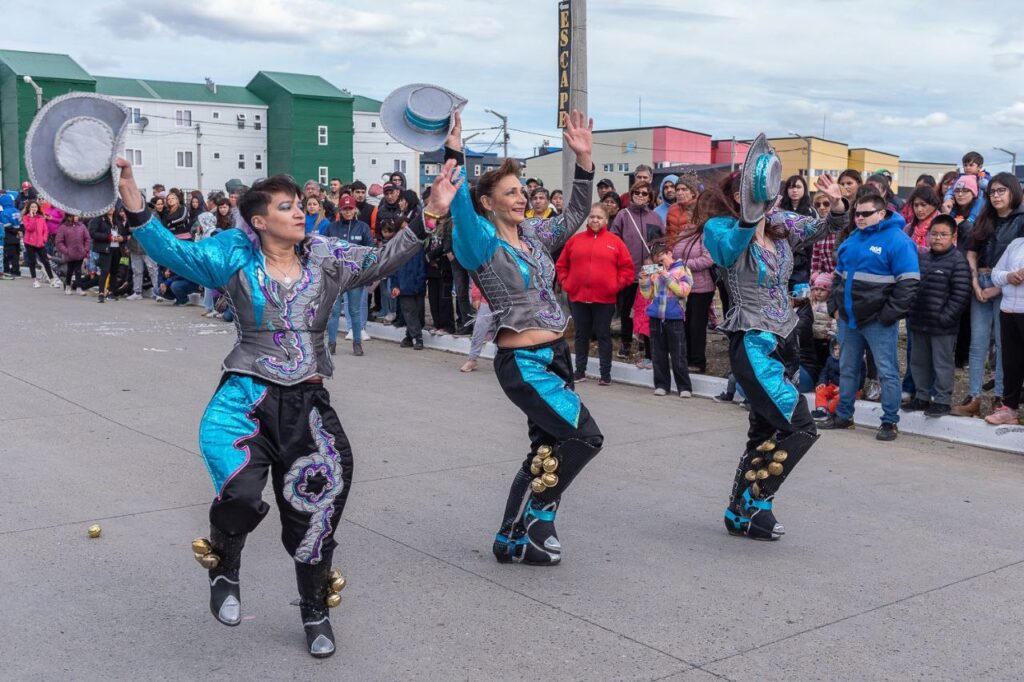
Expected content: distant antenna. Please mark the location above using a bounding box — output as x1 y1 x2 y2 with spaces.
204 77 217 94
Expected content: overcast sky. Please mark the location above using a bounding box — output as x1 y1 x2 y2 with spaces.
8 0 1024 168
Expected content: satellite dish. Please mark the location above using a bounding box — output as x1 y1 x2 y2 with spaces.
138 116 149 132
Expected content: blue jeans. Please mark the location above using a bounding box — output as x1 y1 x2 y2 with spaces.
170 279 200 305
378 284 396 318
328 287 367 343
837 319 901 424
968 294 1003 396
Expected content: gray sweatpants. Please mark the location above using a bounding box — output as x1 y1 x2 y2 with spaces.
131 253 160 295
468 302 496 361
910 331 956 405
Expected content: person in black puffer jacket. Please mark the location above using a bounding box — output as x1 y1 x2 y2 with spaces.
906 215 971 416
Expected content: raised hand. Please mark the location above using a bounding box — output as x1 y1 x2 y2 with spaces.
562 109 594 170
817 173 844 209
114 158 145 212
423 159 465 216
445 111 463 153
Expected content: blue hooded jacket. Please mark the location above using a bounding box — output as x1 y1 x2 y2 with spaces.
654 174 678 223
1 193 22 247
828 211 920 329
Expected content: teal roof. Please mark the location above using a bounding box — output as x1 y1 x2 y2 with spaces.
0 49 93 82
95 76 265 106
352 95 381 113
251 71 351 99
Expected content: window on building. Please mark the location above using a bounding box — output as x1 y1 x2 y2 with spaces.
213 152 220 160
474 164 482 176
237 113 246 130
255 153 263 171
370 158 377 166
128 107 141 124
124 148 143 166
238 153 246 170
318 166 329 185
617 163 630 172
254 114 262 131
370 121 377 128
602 163 614 172
318 125 328 146
175 109 192 126
212 111 220 120
393 159 407 172
176 151 194 168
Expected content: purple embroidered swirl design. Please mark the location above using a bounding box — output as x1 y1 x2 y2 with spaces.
256 264 322 380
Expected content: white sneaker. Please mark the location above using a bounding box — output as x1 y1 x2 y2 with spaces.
679 390 692 398
126 293 143 300
64 287 72 296
51 278 62 288
345 330 354 341
361 330 371 340
76 288 86 296
33 280 41 288
654 388 667 396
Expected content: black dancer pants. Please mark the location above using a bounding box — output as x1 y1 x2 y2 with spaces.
198 374 353 564
684 290 714 371
616 282 639 349
569 300 614 378
650 317 691 393
25 245 54 280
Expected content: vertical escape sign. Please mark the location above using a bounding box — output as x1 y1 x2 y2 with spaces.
557 1 571 128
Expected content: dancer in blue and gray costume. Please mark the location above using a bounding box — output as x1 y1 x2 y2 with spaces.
430 111 601 565
116 158 441 658
705 175 847 541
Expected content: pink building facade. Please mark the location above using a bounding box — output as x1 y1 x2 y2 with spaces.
651 127 712 166
711 139 751 166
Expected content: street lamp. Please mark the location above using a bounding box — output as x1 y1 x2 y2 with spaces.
787 130 812 180
22 76 42 111
484 109 509 158
993 146 1017 176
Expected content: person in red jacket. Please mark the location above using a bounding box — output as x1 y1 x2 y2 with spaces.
556 202 635 385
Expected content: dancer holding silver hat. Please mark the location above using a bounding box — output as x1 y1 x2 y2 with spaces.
425 110 600 565
23 90 455 658
705 135 848 541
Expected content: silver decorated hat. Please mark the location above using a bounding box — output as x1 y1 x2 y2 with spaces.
379 83 467 153
739 133 783 224
24 92 128 218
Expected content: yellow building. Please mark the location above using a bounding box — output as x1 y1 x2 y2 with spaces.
849 148 902 190
766 136 849 189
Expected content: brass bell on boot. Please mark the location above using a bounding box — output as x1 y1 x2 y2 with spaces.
541 472 558 488
537 445 553 458
773 450 788 463
532 456 545 470
756 469 769 480
325 593 342 608
542 457 558 473
191 537 212 555
768 462 784 476
756 440 776 452
750 457 764 468
530 464 542 475
531 478 547 494
744 470 757 481
329 576 347 593
329 568 342 581
198 553 221 570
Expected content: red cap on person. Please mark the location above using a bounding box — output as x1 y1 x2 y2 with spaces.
22 181 31 189
338 195 356 210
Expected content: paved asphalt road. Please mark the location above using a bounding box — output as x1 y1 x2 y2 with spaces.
1 282 1022 681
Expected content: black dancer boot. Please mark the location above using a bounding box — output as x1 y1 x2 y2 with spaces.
295 559 341 658
724 431 818 541
493 466 533 563
194 527 246 626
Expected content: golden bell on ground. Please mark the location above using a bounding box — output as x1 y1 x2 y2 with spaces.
744 470 757 482
541 472 559 488
542 457 558 473
768 462 784 476
87 524 102 538
756 440 776 452
536 445 553 458
329 576 347 593
750 457 764 468
329 567 342 582
199 553 221 570
325 593 342 608
756 469 770 480
530 464 542 475
530 478 547 494
191 537 212 554
772 450 788 463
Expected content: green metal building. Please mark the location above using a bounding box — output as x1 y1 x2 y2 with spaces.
246 71 354 184
0 50 96 189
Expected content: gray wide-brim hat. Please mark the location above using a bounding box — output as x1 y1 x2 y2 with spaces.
379 83 467 153
739 133 782 224
25 92 128 218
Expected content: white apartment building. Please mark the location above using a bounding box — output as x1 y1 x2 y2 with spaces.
351 95 420 192
95 77 269 197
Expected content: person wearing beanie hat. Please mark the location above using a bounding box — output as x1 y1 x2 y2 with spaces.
323 194 376 356
947 174 983 243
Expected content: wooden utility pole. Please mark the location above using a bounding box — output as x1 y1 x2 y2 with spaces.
558 0 587 191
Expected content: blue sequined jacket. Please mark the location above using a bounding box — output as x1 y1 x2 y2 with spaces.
126 207 428 386
450 150 594 334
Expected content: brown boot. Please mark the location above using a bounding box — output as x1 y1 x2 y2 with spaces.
950 396 980 417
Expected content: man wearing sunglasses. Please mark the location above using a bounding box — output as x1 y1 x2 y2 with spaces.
821 194 920 441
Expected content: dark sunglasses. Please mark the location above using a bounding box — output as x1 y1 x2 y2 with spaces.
632 190 650 197
854 209 881 218
813 201 831 207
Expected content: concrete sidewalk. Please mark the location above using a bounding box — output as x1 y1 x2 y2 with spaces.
1 280 1022 681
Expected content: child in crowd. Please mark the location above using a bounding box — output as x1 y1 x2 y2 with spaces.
809 272 835 364
632 256 653 370
942 151 990 224
55 213 91 294
374 219 400 323
390 217 427 350
639 242 694 397
813 338 842 419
